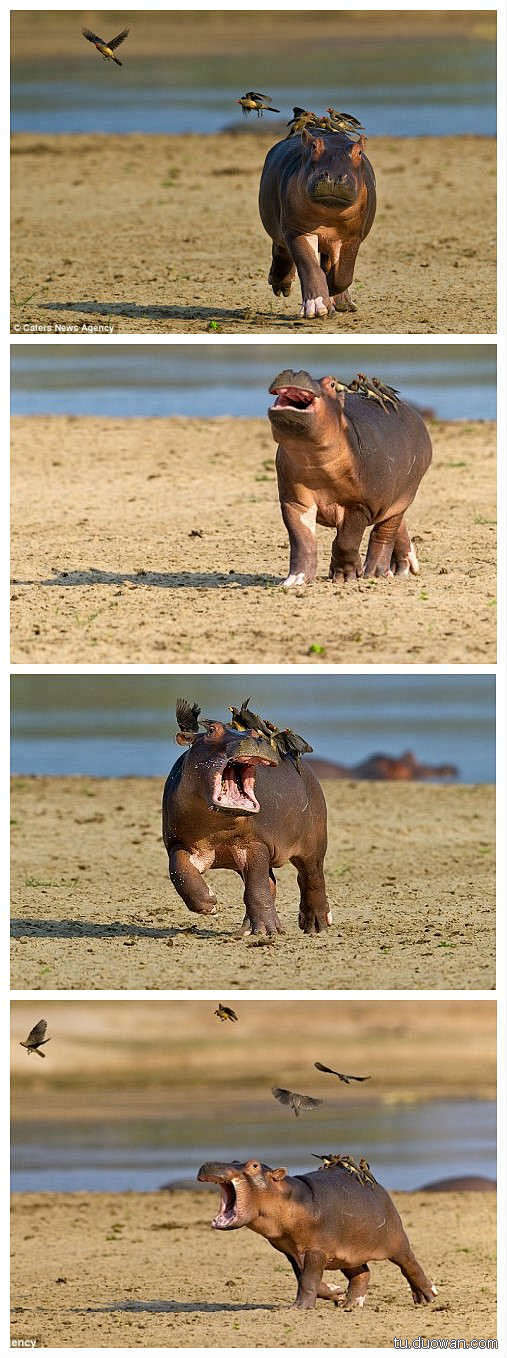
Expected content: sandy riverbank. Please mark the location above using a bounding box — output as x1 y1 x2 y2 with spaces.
11 778 495 991
10 416 496 664
10 1187 496 1348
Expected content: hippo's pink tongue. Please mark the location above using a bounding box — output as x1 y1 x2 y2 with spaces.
275 386 316 410
212 1182 238 1229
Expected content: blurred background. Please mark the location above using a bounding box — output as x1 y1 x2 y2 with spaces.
11 10 496 137
11 673 495 782
11 343 497 422
11 999 496 1193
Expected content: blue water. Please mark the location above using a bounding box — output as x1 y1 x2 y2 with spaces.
10 675 495 783
11 1098 496 1193
11 34 496 137
10 344 497 421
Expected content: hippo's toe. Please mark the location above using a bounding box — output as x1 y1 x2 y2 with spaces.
333 289 357 313
299 296 335 320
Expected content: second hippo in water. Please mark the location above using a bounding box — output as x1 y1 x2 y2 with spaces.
259 128 376 318
198 1158 437 1310
268 369 432 588
162 701 329 937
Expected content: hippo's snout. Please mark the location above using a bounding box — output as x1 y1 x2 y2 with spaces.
311 173 356 206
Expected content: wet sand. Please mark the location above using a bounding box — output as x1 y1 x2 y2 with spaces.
11 131 495 335
11 1188 496 1348
10 416 496 665
11 778 495 991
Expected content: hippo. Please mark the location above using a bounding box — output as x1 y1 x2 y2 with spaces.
417 1175 496 1193
306 752 458 782
259 129 376 318
162 703 329 936
198 1159 437 1310
268 369 432 588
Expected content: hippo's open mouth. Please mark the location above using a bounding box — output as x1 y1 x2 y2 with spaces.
211 1180 240 1229
271 386 317 412
211 756 274 814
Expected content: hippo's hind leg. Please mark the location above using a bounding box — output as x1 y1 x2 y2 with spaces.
168 846 218 916
293 855 330 935
333 1264 371 1309
269 242 296 298
240 847 284 937
363 512 405 579
391 1243 437 1306
329 505 369 583
390 517 420 577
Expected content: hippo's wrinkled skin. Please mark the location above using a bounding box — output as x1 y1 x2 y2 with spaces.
268 370 432 588
259 130 376 318
198 1159 437 1310
162 720 329 937
306 751 457 782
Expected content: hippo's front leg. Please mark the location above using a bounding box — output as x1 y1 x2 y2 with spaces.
287 234 336 320
291 1250 327 1309
280 501 318 589
241 846 284 937
329 505 369 583
325 238 360 313
168 845 218 916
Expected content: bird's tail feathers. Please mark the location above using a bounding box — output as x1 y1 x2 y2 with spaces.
35 1048 45 1058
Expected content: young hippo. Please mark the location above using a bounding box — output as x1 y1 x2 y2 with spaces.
259 129 376 318
198 1159 437 1310
268 369 432 588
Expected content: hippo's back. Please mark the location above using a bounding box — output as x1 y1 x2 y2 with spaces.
343 395 432 506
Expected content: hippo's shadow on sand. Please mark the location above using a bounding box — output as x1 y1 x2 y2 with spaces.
15 569 278 590
11 917 234 943
40 300 287 326
80 1299 279 1315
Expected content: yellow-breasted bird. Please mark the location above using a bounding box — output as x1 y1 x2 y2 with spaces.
237 92 280 118
81 27 130 66
215 1003 239 1023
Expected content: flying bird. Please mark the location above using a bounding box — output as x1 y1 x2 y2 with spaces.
237 92 280 118
314 1061 371 1084
81 27 130 66
20 1019 50 1058
272 1086 323 1117
215 1003 238 1023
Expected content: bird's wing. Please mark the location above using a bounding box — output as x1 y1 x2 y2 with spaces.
82 28 105 44
298 1094 323 1110
176 699 201 733
246 92 270 101
223 1006 238 1021
27 1019 47 1045
272 1087 292 1105
345 1074 371 1082
108 28 130 49
314 1061 340 1076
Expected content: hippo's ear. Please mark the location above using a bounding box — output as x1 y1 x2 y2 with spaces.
349 135 366 164
301 130 325 160
269 1167 288 1182
176 731 199 746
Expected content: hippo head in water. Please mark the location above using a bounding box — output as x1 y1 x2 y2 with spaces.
198 1160 287 1229
299 130 367 210
268 369 341 442
175 711 279 816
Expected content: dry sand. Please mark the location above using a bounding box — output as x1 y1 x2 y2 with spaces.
11 778 495 991
11 131 496 335
11 1188 496 1348
10 416 496 665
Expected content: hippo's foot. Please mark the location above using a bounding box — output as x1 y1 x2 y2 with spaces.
299 295 335 320
298 907 332 935
391 540 419 577
329 562 363 584
411 1283 438 1306
269 246 295 298
240 910 285 938
333 288 357 313
282 571 306 590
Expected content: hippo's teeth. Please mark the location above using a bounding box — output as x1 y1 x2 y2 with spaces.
283 573 305 589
